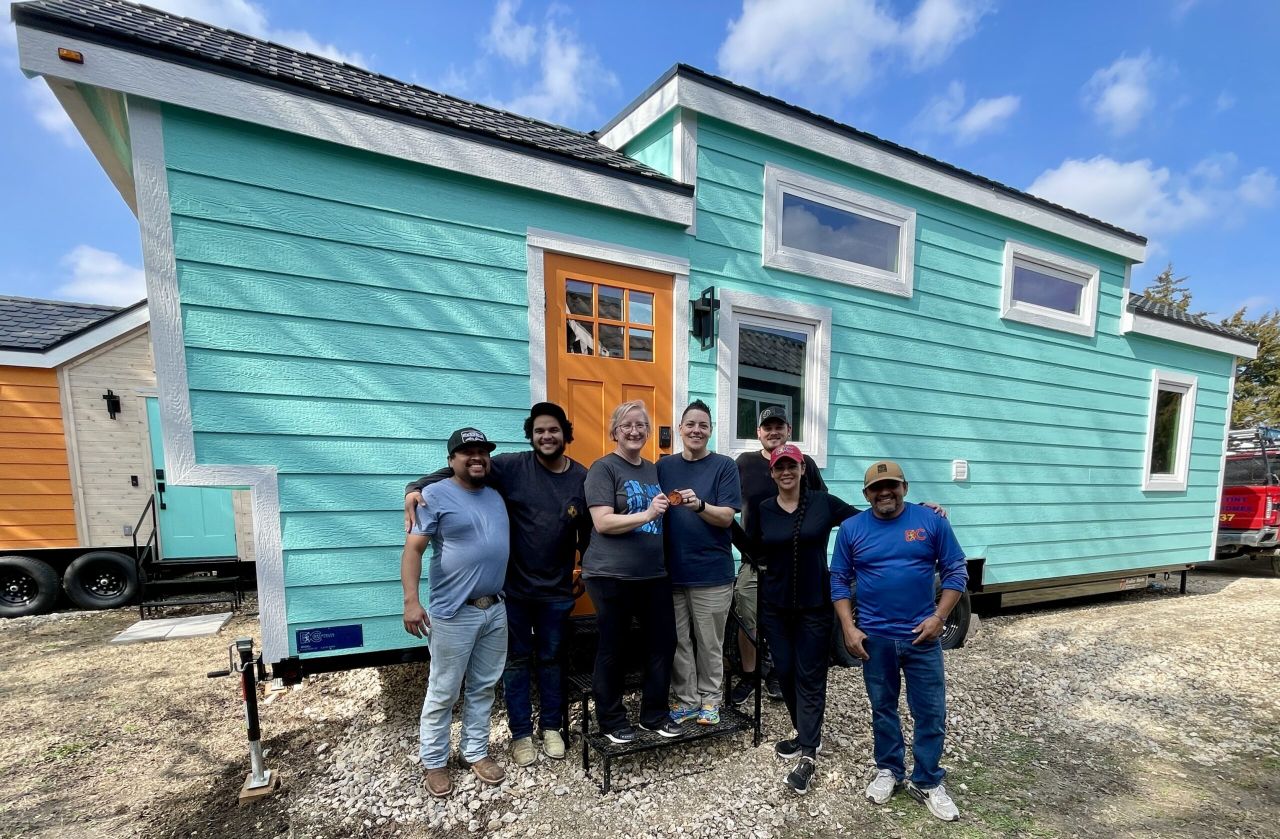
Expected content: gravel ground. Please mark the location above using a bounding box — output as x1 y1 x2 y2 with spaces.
2 569 1278 839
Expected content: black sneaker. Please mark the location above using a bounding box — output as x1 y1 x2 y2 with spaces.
775 738 824 759
605 726 636 744
786 756 817 795
764 675 785 701
729 680 756 706
639 719 683 738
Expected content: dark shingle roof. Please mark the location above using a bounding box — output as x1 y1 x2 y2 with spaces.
0 295 126 351
600 65 1148 246
739 328 805 376
1128 294 1253 343
11 0 688 194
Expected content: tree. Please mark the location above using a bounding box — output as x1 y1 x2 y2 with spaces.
1221 306 1280 428
1140 263 1204 317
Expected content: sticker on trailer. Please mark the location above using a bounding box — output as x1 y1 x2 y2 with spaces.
1119 576 1149 591
296 624 364 653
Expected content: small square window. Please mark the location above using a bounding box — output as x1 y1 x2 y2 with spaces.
763 164 915 298
1001 242 1099 337
1142 370 1197 492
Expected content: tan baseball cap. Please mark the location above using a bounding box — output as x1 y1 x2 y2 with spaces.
863 460 906 489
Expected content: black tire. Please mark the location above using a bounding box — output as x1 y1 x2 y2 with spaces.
0 555 61 617
63 551 139 610
938 589 972 650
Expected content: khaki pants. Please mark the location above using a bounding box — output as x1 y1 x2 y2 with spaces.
670 583 734 708
734 562 758 637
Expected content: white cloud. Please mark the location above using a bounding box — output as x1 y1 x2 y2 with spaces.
913 81 1019 143
717 0 989 97
486 0 538 65
56 246 146 306
23 80 78 145
1082 51 1160 135
1026 154 1275 237
141 0 366 66
1215 91 1236 113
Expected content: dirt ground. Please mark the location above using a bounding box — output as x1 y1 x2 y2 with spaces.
1 567 1278 839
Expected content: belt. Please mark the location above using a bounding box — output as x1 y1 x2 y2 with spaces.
465 594 503 610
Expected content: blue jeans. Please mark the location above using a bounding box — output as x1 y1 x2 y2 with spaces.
861 635 947 789
418 603 508 769
502 596 574 740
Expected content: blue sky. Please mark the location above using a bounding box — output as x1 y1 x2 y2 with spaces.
1 0 1276 318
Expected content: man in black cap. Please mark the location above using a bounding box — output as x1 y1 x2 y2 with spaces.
403 427 510 798
405 403 589 768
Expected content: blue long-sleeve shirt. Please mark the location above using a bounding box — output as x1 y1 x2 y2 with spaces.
830 502 966 641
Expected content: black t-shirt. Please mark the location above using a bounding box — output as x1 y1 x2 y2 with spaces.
747 490 859 610
735 450 827 532
408 451 589 601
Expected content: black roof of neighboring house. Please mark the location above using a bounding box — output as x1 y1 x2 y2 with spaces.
739 328 805 376
1127 294 1253 343
599 65 1148 246
0 295 142 352
11 0 688 195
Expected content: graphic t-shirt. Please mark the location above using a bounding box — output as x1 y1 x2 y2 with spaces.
657 452 742 586
582 453 665 580
410 479 510 620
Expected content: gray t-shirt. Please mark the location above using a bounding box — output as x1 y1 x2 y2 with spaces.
582 453 665 580
411 479 510 620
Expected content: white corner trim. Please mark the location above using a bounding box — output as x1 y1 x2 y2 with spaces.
716 288 832 468
597 74 681 151
1120 264 1135 334
128 97 288 664
526 244 548 406
763 163 915 298
673 272 690 436
600 73 1146 262
17 25 692 227
0 305 150 368
673 110 698 186
1127 313 1259 360
45 77 137 214
999 240 1099 338
1141 369 1198 493
1207 364 1239 561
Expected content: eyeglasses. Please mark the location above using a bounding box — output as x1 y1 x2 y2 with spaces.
617 422 649 432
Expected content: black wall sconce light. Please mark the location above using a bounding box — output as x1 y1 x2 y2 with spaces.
102 389 121 420
690 286 719 351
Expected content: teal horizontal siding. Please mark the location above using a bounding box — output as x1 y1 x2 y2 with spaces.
162 105 686 658
690 114 1234 587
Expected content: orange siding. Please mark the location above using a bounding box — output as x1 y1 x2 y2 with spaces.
0 366 75 547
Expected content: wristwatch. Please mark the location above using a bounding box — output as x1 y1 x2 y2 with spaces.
696 499 706 513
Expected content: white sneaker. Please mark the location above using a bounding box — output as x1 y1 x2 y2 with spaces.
865 768 899 804
908 781 960 821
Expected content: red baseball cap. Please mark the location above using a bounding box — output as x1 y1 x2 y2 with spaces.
769 443 804 468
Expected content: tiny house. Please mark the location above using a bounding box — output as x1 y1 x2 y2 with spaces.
13 0 1256 672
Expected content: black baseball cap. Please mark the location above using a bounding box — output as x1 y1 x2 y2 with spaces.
447 427 497 455
758 406 790 426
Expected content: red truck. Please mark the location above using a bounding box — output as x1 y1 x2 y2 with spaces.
1216 426 1280 573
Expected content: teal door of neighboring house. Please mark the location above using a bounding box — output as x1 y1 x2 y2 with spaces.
146 398 238 559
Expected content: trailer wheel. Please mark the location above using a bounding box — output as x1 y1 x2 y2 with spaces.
938 589 972 651
0 556 60 618
63 551 139 610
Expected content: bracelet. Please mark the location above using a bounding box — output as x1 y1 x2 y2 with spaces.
696 499 706 513
932 612 946 622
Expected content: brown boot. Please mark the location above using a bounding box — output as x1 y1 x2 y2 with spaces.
468 756 506 785
424 767 453 798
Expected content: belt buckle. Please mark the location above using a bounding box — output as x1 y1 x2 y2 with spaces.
473 595 497 610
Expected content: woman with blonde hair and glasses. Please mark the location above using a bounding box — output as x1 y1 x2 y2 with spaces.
582 400 682 743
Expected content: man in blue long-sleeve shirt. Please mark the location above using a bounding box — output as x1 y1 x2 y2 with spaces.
831 460 966 822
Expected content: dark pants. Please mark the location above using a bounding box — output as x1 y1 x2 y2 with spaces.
760 604 832 753
502 596 574 740
584 576 676 733
862 635 947 789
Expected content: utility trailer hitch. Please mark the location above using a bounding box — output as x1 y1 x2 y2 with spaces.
208 637 281 801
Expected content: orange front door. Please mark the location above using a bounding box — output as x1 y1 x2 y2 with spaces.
544 252 675 465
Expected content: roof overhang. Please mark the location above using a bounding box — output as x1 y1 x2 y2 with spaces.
15 22 693 227
1125 311 1258 360
598 69 1147 262
0 300 149 367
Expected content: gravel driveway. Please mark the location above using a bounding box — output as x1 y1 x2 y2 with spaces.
2 569 1277 839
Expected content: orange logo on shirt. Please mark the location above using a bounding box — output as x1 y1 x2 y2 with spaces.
904 528 927 542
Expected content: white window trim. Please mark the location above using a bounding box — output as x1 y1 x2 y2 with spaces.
763 164 916 298
717 289 832 468
1142 369 1198 492
1000 241 1100 337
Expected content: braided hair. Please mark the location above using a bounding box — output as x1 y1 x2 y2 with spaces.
789 484 810 609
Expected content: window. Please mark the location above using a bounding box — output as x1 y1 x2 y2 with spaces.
717 289 832 466
563 278 654 362
763 164 916 297
1000 241 1100 336
1142 370 1197 491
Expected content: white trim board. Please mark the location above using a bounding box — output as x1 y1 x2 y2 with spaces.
525 228 690 438
1207 364 1239 562
598 73 1147 262
0 304 150 368
1127 313 1257 360
127 97 288 663
16 25 693 228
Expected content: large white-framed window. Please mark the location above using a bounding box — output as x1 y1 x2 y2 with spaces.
1000 241 1100 337
717 288 832 467
763 164 916 298
1142 369 1198 492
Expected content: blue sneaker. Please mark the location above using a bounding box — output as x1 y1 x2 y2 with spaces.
696 705 720 726
669 704 699 724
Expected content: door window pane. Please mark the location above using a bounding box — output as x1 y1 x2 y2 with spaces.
629 328 653 362
1012 263 1083 314
567 320 594 355
598 323 624 358
781 192 899 273
629 292 653 325
598 286 624 321
1149 389 1183 474
736 323 807 442
566 280 594 317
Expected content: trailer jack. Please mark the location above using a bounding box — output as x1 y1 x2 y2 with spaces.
208 637 281 802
